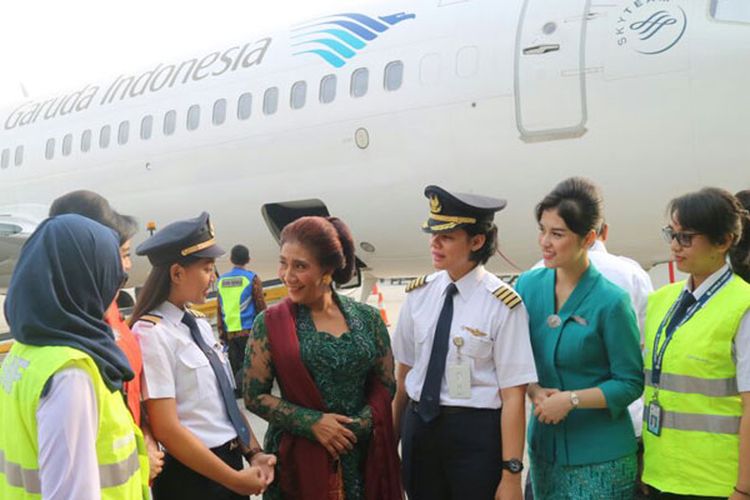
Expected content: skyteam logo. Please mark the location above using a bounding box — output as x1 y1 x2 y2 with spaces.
615 0 687 55
291 12 416 68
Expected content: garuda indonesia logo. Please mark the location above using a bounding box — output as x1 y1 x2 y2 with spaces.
291 12 416 68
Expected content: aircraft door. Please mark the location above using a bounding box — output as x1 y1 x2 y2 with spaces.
514 0 589 140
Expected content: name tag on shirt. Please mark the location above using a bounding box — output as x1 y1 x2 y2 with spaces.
447 363 471 399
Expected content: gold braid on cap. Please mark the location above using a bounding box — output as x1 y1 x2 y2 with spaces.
181 238 216 257
429 214 477 224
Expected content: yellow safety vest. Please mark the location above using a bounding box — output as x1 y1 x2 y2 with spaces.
0 342 149 499
642 275 750 497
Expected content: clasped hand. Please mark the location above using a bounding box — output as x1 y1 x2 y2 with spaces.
312 413 357 459
532 387 574 424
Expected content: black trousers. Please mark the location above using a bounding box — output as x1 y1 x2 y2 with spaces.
401 401 502 500
152 439 247 500
643 485 724 500
228 334 249 397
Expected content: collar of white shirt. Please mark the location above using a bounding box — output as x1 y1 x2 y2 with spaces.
155 300 187 326
437 265 486 301
590 239 607 253
685 263 730 300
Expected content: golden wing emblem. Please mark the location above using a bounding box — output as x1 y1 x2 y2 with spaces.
430 195 442 214
462 326 488 337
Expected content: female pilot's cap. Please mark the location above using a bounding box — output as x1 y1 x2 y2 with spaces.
136 212 225 266
422 185 507 234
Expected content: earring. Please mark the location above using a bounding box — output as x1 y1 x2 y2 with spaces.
323 275 332 286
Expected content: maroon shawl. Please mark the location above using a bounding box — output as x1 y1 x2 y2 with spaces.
265 298 403 500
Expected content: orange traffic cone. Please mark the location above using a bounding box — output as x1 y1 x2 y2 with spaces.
372 283 390 327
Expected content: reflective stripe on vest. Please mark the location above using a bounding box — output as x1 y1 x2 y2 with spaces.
643 405 741 434
644 369 738 398
0 450 40 494
99 446 141 488
0 446 140 493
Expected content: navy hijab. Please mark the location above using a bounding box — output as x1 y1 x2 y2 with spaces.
4 214 134 391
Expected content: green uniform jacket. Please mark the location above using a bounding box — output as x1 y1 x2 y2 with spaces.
516 264 644 466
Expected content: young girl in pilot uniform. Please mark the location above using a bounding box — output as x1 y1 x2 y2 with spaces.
392 185 538 500
130 212 276 500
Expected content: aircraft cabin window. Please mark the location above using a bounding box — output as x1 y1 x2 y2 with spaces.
62 134 73 157
213 99 227 125
141 115 153 140
320 74 337 104
1 149 9 169
290 81 307 110
263 87 279 115
187 104 200 131
81 130 92 153
351 68 369 98
164 110 177 136
15 145 23 166
237 93 252 120
711 0 750 23
384 61 404 91
118 121 130 145
100 125 111 149
45 138 55 160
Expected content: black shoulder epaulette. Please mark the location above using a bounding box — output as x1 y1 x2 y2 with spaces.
187 308 206 319
138 313 163 326
405 275 429 293
492 284 522 310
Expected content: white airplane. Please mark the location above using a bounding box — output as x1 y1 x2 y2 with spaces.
1 0 749 293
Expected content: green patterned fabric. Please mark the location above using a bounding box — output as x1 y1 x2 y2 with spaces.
530 451 637 499
243 294 396 500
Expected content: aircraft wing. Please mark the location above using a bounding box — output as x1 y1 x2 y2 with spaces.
0 210 46 291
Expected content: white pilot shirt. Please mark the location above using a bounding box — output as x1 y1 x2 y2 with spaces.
679 264 750 392
392 265 538 409
133 300 237 449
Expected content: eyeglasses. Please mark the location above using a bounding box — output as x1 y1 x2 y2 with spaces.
661 226 702 247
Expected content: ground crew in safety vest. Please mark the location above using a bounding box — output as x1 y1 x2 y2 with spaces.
642 188 750 499
217 244 266 396
0 215 149 499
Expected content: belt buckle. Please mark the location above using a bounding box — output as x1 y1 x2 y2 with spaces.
229 439 239 451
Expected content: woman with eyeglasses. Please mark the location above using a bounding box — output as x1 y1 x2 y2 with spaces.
641 188 750 499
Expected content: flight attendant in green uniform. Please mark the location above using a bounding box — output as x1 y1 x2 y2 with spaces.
515 177 644 499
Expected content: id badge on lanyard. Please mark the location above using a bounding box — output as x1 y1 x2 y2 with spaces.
647 268 732 437
447 337 471 399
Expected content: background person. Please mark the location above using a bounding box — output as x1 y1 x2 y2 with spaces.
217 244 266 397
49 189 164 480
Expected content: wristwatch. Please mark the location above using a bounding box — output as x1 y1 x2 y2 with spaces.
501 459 524 474
569 391 580 408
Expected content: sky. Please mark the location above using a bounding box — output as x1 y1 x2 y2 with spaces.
0 0 352 108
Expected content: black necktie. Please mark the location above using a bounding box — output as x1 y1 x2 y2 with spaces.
182 312 250 446
418 283 458 423
666 291 697 337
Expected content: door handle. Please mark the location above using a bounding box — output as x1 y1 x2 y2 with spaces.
522 44 560 55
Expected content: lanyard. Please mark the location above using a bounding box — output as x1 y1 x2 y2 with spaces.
651 268 733 387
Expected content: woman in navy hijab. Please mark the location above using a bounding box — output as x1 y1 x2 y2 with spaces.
0 214 149 499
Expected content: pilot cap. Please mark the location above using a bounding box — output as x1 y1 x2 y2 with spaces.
422 185 507 234
136 212 224 266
